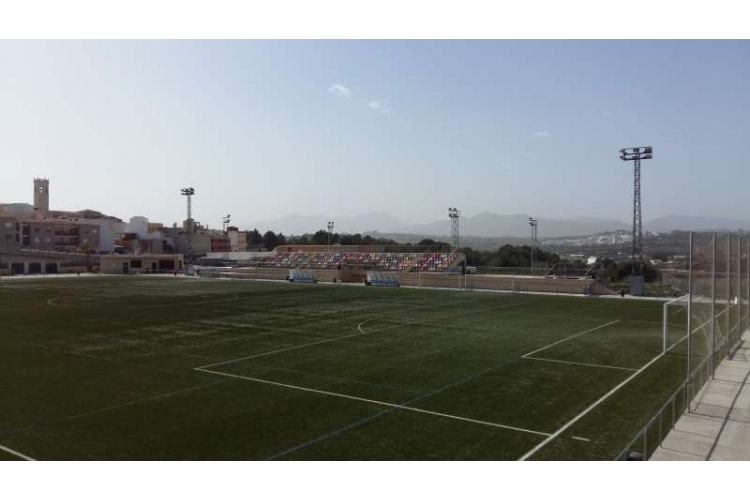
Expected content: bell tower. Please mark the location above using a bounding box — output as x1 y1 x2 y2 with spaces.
33 177 49 218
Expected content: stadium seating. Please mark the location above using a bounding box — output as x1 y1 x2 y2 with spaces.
254 248 460 272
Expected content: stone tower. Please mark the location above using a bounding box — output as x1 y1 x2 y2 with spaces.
33 177 49 218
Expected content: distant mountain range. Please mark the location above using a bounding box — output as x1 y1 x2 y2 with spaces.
250 212 750 239
0 203 33 215
5 202 748 239
644 215 750 233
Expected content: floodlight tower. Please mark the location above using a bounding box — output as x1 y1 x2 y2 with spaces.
222 214 231 260
448 207 461 251
619 146 653 296
181 187 195 262
528 217 538 275
327 220 335 248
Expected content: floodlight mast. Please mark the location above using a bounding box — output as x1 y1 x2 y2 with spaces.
180 187 195 263
528 217 538 275
448 208 460 252
327 221 335 248
619 146 653 295
181 187 195 220
222 215 231 260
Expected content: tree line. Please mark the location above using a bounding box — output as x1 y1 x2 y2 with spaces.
245 228 662 282
246 230 452 252
247 230 562 268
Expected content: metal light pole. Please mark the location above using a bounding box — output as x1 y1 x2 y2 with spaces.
619 146 653 296
327 221 335 248
180 187 195 263
222 214 231 261
448 207 460 252
528 217 537 275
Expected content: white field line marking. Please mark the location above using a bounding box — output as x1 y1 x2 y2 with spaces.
195 367 552 438
518 347 669 461
523 355 637 372
195 320 418 370
357 318 377 334
677 308 729 349
571 436 590 442
4 382 225 439
55 381 224 423
521 320 621 358
197 300 528 370
249 362 425 395
46 292 240 308
19 340 196 377
0 443 35 461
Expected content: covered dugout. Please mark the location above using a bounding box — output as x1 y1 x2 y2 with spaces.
100 254 184 274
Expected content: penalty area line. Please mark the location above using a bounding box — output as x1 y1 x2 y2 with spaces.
195 367 552 438
523 356 638 372
518 347 668 461
522 320 621 358
0 443 35 461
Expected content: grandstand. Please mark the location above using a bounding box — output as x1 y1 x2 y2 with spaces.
198 244 601 294
253 246 462 273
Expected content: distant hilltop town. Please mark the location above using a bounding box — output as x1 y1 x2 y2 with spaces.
0 178 251 275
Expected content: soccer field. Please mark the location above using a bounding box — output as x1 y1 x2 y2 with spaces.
0 276 690 460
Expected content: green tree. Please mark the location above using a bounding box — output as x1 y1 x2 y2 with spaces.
79 241 94 272
262 231 279 250
311 229 329 245
248 229 263 247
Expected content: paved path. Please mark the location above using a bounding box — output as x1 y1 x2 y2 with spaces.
651 330 750 460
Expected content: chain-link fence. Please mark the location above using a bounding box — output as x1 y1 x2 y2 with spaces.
687 232 748 407
617 231 748 460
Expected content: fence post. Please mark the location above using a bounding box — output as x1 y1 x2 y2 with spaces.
736 232 742 348
662 301 668 354
746 236 750 336
711 233 716 378
727 234 731 352
658 410 662 446
687 231 693 412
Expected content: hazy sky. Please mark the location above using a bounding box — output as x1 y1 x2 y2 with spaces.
1 40 749 230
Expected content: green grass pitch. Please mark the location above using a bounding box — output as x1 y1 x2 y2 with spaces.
0 276 690 460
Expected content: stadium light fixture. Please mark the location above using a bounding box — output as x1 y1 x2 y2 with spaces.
180 187 195 220
222 214 231 259
327 220 335 247
180 187 196 263
448 208 460 252
619 146 653 295
528 217 537 275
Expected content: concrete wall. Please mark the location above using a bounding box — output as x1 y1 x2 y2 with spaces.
204 267 594 295
204 251 275 260
100 254 184 274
